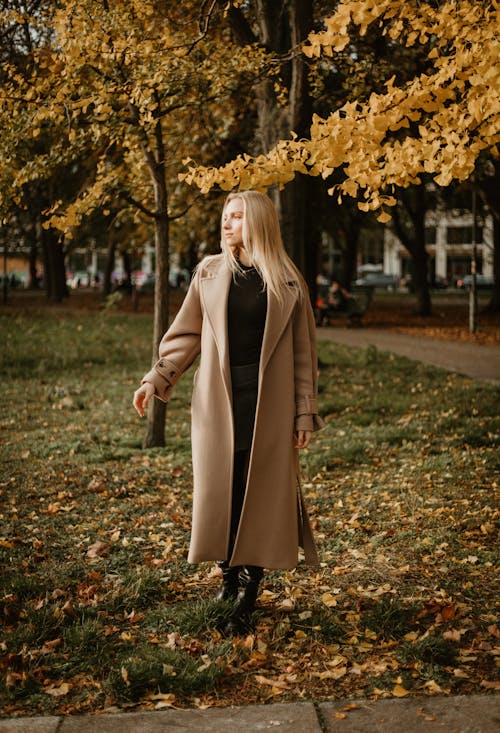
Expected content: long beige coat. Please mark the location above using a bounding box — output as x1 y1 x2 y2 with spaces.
142 254 324 569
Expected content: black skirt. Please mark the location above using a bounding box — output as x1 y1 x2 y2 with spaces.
230 362 259 452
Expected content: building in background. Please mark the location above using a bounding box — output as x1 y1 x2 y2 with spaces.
384 210 493 285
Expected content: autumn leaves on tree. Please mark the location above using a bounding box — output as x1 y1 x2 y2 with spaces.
185 1 499 216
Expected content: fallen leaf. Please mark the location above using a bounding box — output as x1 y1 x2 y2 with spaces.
62 601 77 619
254 675 290 690
440 604 456 621
480 680 500 690
392 684 410 697
45 682 71 697
317 667 347 680
321 592 338 607
41 638 62 654
121 666 130 686
87 540 110 558
417 708 437 722
148 692 177 706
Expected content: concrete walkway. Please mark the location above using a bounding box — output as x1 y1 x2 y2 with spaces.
318 327 500 384
1 695 498 732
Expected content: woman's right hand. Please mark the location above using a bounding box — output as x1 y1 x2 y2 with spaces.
133 382 155 417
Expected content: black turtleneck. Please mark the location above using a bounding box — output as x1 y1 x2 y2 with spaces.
227 264 267 366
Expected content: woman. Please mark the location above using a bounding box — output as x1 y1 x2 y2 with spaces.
133 191 323 634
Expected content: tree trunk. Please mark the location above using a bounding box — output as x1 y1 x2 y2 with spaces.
28 232 39 289
103 236 116 295
486 214 500 313
279 1 315 295
483 159 500 313
411 187 431 316
143 118 170 449
343 223 361 291
122 250 132 290
41 225 68 302
393 185 432 316
412 246 431 316
227 0 316 295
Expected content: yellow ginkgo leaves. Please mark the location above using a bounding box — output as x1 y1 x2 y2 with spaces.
182 0 500 217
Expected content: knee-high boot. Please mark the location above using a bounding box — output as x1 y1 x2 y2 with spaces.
215 561 240 601
224 565 264 635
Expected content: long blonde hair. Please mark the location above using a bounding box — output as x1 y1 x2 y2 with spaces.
220 190 305 305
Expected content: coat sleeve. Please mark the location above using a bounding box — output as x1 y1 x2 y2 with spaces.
292 290 325 433
141 268 202 403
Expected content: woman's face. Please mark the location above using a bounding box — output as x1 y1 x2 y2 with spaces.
223 198 244 255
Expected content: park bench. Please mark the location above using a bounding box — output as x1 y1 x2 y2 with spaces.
314 284 374 327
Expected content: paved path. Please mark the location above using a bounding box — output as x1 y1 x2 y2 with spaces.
318 327 500 384
1 695 498 732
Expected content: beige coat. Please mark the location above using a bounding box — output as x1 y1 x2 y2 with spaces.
142 254 324 569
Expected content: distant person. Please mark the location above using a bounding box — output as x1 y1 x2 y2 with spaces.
133 191 323 635
328 281 349 312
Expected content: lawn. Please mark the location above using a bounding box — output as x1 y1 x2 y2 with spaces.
0 304 498 717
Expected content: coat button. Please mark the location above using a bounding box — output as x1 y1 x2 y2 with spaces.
170 371 176 377
158 360 164 367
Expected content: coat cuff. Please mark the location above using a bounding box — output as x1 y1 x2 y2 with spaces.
295 413 325 432
141 357 181 402
295 396 325 432
296 396 319 416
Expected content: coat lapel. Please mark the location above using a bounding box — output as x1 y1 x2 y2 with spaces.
260 284 298 376
200 261 232 399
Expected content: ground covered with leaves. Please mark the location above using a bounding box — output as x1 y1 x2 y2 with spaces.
0 302 498 717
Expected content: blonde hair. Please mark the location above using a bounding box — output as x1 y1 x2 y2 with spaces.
220 190 305 305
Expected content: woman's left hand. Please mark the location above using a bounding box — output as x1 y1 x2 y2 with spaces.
295 430 312 449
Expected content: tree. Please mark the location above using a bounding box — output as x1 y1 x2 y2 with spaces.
1 0 269 445
0 0 76 301
479 157 500 313
183 0 499 287
222 0 319 295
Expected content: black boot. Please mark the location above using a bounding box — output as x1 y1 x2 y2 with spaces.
224 565 264 635
215 561 240 601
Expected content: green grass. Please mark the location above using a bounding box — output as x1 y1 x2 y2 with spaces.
0 308 498 715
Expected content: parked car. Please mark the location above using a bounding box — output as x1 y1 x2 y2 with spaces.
137 267 191 293
67 271 90 289
456 274 494 290
403 274 449 290
137 273 155 292
354 272 399 290
432 275 449 289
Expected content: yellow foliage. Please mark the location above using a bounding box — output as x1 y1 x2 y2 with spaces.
0 0 268 233
182 0 500 213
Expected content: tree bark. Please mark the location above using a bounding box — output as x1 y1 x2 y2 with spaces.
343 221 361 291
103 236 116 295
28 232 39 289
226 0 316 296
482 159 500 313
280 1 315 296
40 224 68 302
143 116 170 449
393 185 432 316
486 214 500 313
